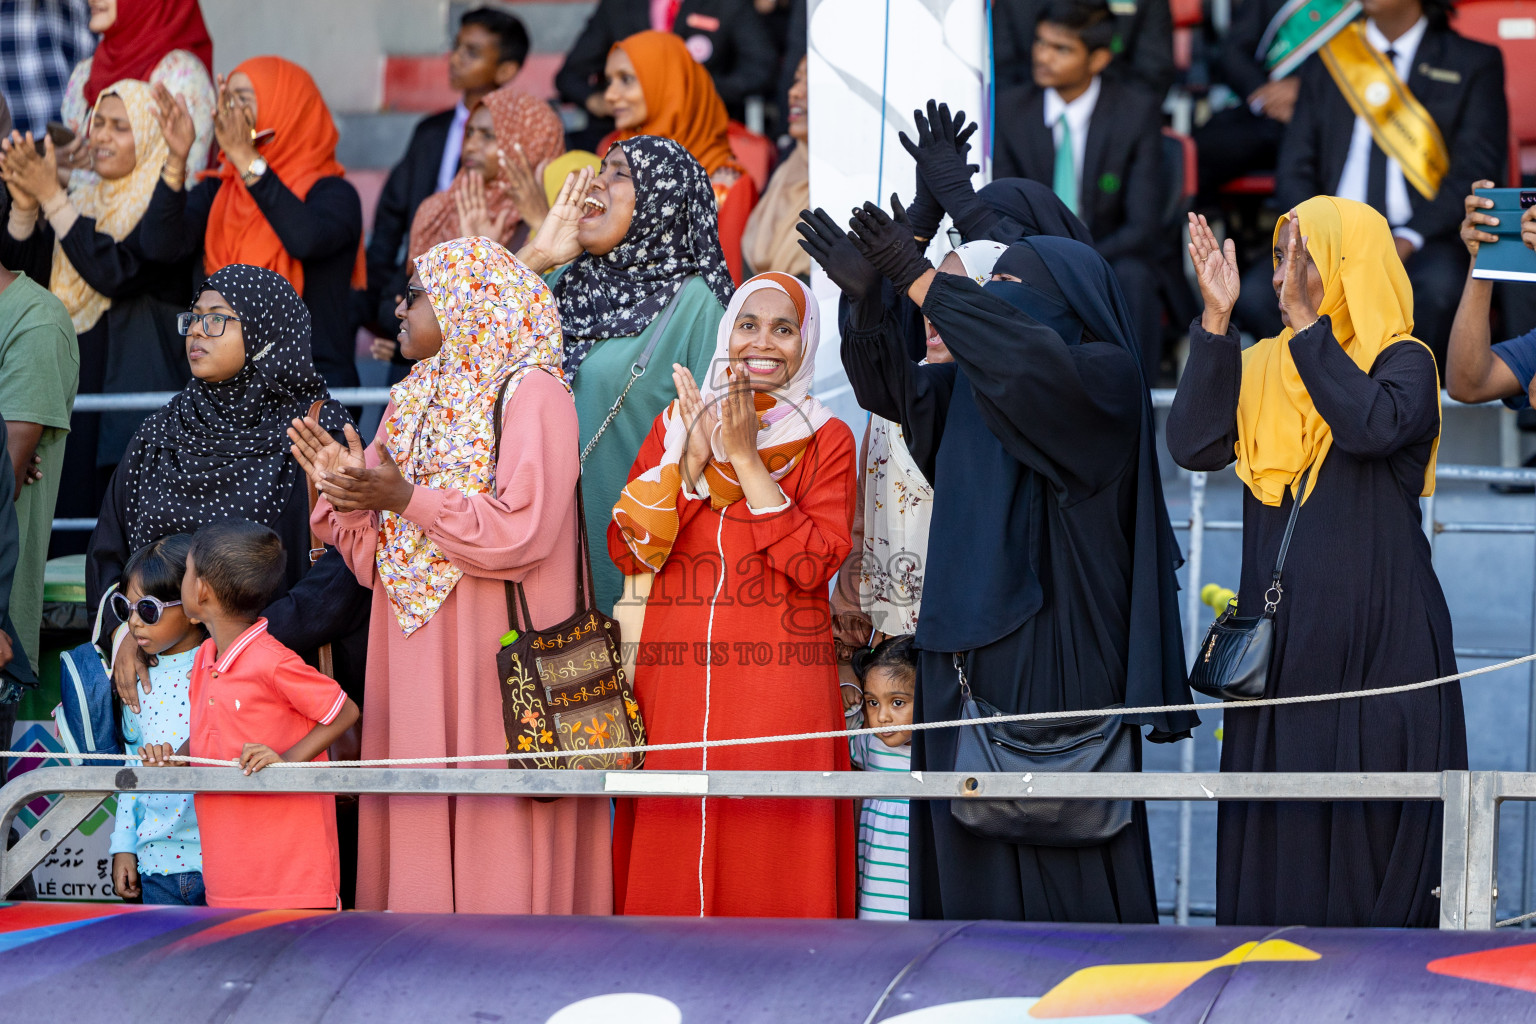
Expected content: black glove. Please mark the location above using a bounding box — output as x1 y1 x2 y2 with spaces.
797 207 882 303
899 100 990 238
847 195 933 296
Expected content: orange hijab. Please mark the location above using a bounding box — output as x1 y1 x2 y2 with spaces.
202 56 365 293
613 30 742 178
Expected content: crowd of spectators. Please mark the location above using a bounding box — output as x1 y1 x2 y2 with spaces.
0 0 1527 933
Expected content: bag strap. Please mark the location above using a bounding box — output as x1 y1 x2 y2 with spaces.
493 370 594 634
578 276 697 468
303 399 327 566
1264 464 1313 614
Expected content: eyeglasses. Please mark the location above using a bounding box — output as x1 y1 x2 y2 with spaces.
110 592 183 626
177 312 242 337
404 285 429 309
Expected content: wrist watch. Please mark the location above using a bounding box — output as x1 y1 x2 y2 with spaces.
241 156 268 187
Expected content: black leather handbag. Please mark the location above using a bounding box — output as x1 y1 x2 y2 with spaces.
949 654 1135 847
1188 467 1311 701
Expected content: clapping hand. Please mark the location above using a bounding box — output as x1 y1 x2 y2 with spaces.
150 83 195 171
847 196 933 296
1186 213 1239 335
796 207 881 303
0 132 61 205
522 165 591 273
288 415 365 480
1277 208 1319 333
317 441 415 514
212 75 258 175
717 374 763 469
899 99 979 234
500 144 551 234
673 363 719 488
454 170 513 241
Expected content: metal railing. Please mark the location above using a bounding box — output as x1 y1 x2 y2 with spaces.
0 764 1518 930
42 388 1536 926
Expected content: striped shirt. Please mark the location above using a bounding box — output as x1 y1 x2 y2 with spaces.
850 730 911 919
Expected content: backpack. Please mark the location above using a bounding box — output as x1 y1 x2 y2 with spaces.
52 587 122 763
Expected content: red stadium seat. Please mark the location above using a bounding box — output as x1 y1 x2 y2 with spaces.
1453 1 1536 183
1221 173 1277 196
727 121 776 193
1171 0 1203 72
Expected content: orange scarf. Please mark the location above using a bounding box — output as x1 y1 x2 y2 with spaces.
202 56 364 294
613 30 743 178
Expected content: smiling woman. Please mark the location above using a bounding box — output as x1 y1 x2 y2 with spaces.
519 135 734 615
0 76 196 535
608 272 858 919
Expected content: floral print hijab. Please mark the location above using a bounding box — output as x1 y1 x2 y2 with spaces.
551 135 733 377
377 237 567 635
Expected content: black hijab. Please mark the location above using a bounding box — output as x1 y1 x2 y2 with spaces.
121 264 350 551
551 135 733 377
987 237 1194 737
972 178 1093 246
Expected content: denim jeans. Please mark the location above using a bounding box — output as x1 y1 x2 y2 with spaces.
140 870 206 906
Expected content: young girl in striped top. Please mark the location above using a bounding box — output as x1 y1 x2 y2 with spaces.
850 635 916 919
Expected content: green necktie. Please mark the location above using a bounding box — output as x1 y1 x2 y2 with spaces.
1053 113 1079 216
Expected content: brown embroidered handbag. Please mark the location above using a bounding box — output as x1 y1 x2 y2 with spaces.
492 376 645 770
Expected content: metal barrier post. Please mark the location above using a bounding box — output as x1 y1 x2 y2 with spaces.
1175 470 1208 926
1441 770 1471 929
1467 771 1502 930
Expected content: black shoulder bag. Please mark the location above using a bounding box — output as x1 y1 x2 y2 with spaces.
1188 466 1312 701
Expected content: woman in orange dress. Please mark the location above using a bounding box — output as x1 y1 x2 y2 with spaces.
609 271 857 917
599 29 759 283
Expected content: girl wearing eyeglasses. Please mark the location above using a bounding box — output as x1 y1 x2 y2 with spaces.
107 532 207 906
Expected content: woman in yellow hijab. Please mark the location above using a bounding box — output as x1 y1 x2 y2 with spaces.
1168 196 1464 930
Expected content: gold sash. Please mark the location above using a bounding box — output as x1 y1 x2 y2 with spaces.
1320 23 1449 199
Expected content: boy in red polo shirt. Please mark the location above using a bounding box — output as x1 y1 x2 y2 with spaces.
140 520 360 909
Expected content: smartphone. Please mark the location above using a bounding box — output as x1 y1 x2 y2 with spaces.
1471 187 1536 283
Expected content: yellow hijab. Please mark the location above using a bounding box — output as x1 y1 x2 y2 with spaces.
1235 195 1440 505
53 79 167 333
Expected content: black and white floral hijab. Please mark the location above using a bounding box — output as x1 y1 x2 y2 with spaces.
552 135 734 377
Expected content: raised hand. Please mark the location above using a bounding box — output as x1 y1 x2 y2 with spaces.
796 207 881 302
898 99 980 224
500 143 551 234
454 170 513 241
1186 212 1240 335
1460 180 1499 258
521 165 591 273
846 195 933 295
1277 208 1320 333
317 440 415 514
717 374 763 469
288 416 365 482
212 75 258 176
674 363 719 487
151 83 195 169
0 132 61 205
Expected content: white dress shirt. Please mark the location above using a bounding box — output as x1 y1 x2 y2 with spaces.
1334 17 1429 251
1044 76 1102 192
435 101 472 194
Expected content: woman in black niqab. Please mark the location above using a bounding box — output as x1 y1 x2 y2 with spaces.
812 204 1195 923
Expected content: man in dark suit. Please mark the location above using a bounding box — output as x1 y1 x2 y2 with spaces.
1194 0 1306 200
1237 0 1507 363
556 0 777 141
364 7 529 359
993 0 1175 97
995 0 1169 373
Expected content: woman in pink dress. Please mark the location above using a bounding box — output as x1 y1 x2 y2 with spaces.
288 236 610 914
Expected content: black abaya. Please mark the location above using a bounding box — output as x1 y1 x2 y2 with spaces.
841 246 1192 923
1166 318 1466 927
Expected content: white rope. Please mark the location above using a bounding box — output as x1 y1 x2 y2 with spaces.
4 650 1531 770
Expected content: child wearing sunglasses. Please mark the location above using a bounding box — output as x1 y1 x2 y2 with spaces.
108 534 207 905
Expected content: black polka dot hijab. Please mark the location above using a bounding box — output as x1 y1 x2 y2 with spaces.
120 264 352 551
552 135 734 377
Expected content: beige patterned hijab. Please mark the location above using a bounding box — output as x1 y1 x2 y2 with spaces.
53 79 167 333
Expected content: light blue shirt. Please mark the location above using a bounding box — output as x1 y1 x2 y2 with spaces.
108 649 201 876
